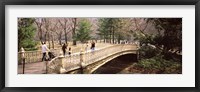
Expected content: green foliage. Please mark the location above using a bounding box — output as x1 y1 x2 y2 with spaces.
133 18 182 74
18 18 37 51
134 18 182 61
24 47 38 51
134 31 156 45
21 39 37 48
97 18 125 43
149 18 182 53
136 56 182 74
97 18 110 39
75 19 92 43
139 45 160 59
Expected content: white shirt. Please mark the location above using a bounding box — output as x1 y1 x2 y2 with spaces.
42 44 48 53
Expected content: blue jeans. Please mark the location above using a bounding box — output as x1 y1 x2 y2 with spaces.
91 47 95 51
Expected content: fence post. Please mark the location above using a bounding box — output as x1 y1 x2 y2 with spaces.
80 49 84 74
136 44 140 61
58 50 65 73
20 47 25 74
59 55 66 74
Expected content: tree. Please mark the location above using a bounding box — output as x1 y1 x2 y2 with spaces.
112 18 127 44
34 18 44 44
97 18 127 44
49 19 59 49
18 18 37 51
54 19 63 45
43 18 52 48
97 18 110 43
133 18 182 61
58 18 71 44
75 19 92 43
150 18 182 60
131 19 182 73
72 18 77 45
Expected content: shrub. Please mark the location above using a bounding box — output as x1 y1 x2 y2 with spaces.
139 45 160 59
136 56 182 74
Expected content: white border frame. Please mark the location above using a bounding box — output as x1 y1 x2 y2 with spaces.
5 5 195 87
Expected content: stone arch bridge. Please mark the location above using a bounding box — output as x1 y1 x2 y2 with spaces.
47 44 138 74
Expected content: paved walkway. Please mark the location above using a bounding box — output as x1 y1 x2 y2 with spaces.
18 62 47 74
18 43 113 74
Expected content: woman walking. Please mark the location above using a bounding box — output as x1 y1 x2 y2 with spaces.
91 41 95 51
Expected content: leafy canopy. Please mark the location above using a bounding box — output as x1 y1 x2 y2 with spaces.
18 18 37 51
75 19 92 43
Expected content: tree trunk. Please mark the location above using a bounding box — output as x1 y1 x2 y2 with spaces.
110 31 112 43
39 29 43 44
64 29 68 44
40 37 43 44
118 34 120 44
44 32 47 43
59 34 62 45
59 39 62 45
103 35 105 43
48 32 51 49
51 34 54 49
72 18 77 45
112 27 114 44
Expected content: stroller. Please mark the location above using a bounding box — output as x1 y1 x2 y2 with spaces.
45 51 56 61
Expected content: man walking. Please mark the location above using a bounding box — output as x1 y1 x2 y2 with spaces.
41 42 50 73
62 43 67 56
41 42 50 61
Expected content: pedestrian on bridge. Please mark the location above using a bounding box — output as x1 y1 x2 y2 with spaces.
62 43 67 56
91 41 95 52
68 47 71 56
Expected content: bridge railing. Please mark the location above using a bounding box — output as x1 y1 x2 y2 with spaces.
83 45 136 66
62 53 81 71
18 49 60 64
83 45 117 65
47 44 137 73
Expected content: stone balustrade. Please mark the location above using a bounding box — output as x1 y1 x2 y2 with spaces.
18 49 60 64
47 44 137 74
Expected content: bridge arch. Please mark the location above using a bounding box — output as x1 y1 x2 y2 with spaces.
47 44 138 74
83 51 138 74
92 53 137 74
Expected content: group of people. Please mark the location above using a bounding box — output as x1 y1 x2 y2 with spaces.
41 41 96 62
41 42 72 61
61 43 71 56
84 41 96 53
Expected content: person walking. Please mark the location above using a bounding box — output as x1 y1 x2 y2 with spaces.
91 41 95 52
68 47 71 56
62 43 67 56
41 42 50 73
41 42 50 61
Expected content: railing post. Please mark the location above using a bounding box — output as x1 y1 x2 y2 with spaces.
80 49 85 74
136 44 140 61
59 55 66 74
20 47 25 74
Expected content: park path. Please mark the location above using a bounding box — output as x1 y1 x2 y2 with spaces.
18 62 46 74
18 43 113 74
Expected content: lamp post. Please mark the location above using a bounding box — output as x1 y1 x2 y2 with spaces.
20 47 25 74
